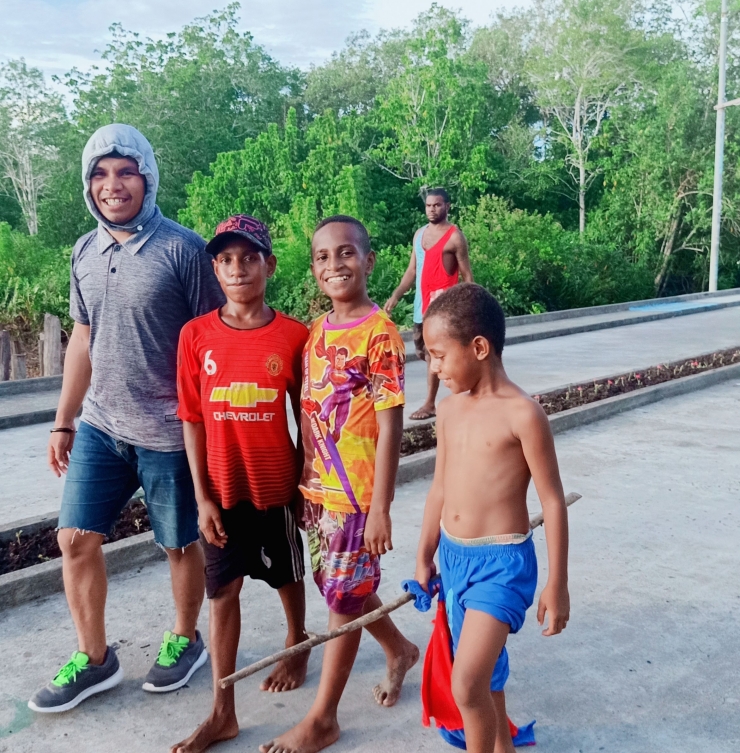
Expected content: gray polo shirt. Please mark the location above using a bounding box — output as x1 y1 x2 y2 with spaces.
70 207 225 451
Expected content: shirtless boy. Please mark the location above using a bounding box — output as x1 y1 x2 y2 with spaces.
384 188 473 420
260 216 419 753
171 216 310 753
414 283 570 753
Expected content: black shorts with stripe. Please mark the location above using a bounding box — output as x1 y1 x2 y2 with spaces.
202 501 305 599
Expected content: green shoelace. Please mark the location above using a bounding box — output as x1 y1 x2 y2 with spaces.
52 652 90 687
155 631 190 668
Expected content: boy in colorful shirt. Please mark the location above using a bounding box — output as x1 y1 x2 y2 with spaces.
171 216 310 753
260 216 419 753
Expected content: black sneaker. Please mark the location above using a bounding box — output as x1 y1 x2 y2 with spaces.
28 647 123 713
141 630 207 693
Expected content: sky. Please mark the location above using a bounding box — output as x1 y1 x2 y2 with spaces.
0 0 532 81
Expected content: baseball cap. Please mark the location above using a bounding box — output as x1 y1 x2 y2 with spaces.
204 214 272 256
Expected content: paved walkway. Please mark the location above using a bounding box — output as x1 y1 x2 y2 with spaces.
405 303 740 411
504 290 740 339
2 304 740 526
2 381 739 752
4 292 740 424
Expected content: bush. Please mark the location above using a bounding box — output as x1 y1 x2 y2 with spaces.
459 195 571 315
0 222 71 337
459 195 653 315
368 244 414 327
266 194 654 325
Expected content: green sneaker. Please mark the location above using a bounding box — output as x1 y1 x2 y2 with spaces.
141 630 207 693
28 647 123 713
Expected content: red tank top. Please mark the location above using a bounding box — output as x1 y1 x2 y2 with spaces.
421 225 458 314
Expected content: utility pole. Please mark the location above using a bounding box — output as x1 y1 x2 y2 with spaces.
709 0 730 292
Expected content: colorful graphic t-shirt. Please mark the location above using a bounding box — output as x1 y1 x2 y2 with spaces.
177 309 308 510
299 305 405 514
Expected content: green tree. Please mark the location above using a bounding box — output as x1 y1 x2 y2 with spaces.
181 107 301 236
588 1 740 292
304 30 408 115
0 60 67 235
524 0 643 233
58 4 300 228
181 108 382 239
367 6 503 200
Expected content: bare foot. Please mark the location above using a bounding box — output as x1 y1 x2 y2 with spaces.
372 640 420 707
260 649 310 693
259 714 340 753
170 710 239 753
409 404 435 421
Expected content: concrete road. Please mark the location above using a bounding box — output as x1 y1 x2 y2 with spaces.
2 380 739 751
4 299 740 423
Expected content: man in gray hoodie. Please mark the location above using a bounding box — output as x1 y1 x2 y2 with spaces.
28 124 225 713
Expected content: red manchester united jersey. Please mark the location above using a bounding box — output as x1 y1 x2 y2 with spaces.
177 309 308 510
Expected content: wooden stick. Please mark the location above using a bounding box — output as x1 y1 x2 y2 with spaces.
528 491 581 530
219 490 583 690
220 591 415 689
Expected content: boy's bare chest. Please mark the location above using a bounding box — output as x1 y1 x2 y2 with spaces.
444 411 517 456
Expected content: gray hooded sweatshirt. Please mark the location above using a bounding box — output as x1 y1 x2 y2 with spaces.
70 124 224 451
81 123 159 232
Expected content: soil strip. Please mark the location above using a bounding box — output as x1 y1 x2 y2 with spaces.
399 346 740 456
1 500 150 575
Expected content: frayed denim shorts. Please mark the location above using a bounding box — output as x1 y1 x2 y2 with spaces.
58 421 199 549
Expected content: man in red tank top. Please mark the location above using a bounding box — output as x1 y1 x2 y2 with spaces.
384 188 473 420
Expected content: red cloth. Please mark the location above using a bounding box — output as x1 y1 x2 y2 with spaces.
420 225 458 314
177 309 308 509
422 600 519 740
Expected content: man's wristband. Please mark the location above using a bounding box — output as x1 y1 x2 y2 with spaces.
50 427 76 434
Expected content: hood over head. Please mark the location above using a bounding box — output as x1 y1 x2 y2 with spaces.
82 124 159 232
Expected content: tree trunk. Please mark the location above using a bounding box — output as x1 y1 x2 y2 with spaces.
654 211 681 294
0 330 10 381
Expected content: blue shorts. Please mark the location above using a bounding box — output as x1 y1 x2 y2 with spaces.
439 529 538 692
58 421 199 549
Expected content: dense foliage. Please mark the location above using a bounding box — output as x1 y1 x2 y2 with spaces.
2 0 740 336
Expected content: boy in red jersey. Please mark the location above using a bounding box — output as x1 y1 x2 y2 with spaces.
260 216 419 753
171 216 310 753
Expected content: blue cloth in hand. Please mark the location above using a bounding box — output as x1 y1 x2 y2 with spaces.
401 576 442 612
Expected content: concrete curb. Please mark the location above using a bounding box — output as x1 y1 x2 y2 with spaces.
397 448 436 486
2 292 738 410
393 361 740 480
505 286 740 327
546 360 740 434
531 352 740 400
0 406 81 432
400 294 740 363
0 531 166 610
399 287 740 342
3 360 740 612
0 512 59 545
0 408 57 431
504 298 740 346
0 375 62 397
